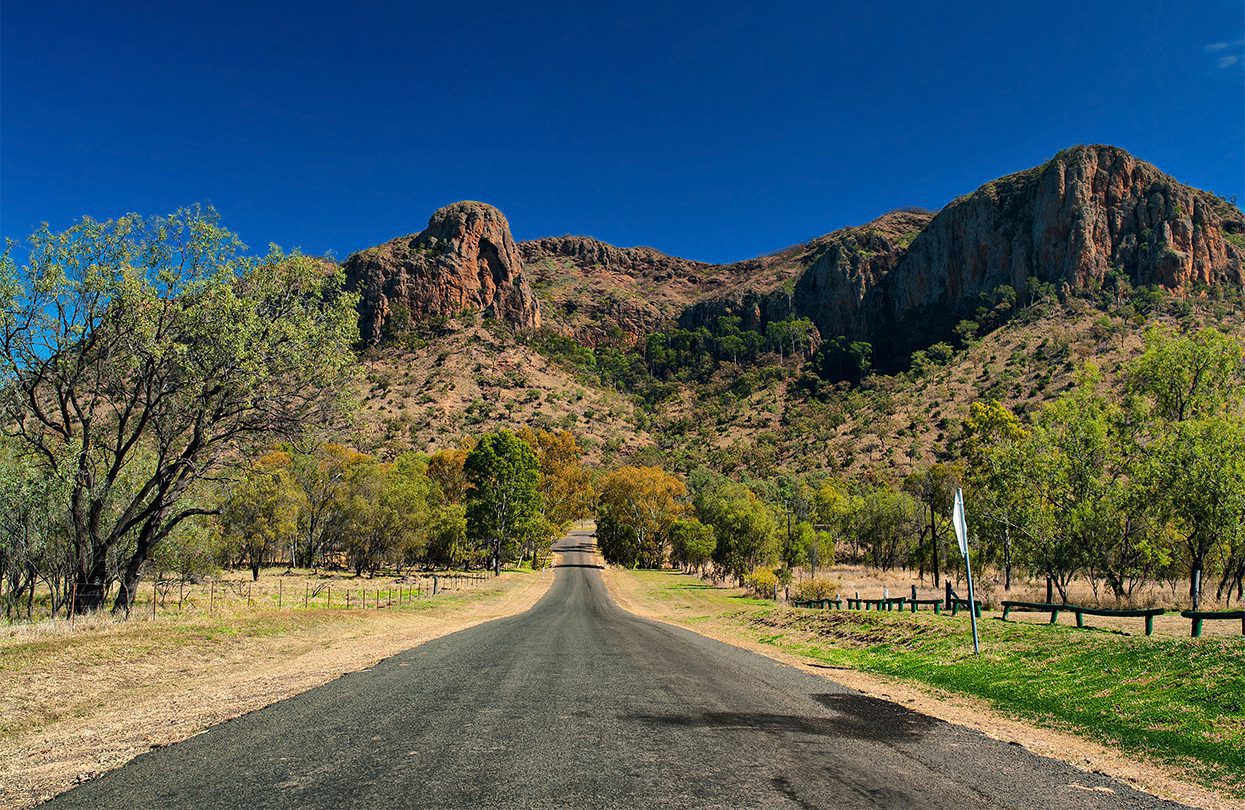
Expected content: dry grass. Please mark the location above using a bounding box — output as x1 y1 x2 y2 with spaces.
782 563 1245 638
0 567 552 808
352 323 648 459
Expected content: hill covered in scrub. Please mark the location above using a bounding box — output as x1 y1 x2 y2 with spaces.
341 144 1245 475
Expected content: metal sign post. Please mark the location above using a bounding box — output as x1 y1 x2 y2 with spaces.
953 488 980 655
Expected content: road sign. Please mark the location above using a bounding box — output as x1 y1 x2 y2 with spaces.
953 488 968 558
952 488 980 655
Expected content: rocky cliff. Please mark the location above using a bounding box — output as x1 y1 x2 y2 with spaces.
344 201 541 344
679 210 933 337
347 147 1243 360
865 145 1245 362
680 146 1244 366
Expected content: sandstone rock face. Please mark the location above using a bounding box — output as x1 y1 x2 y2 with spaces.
345 202 541 344
865 145 1245 362
677 147 1244 368
677 211 931 340
347 148 1243 363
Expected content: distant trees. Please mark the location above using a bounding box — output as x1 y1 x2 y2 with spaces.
854 486 922 572
903 463 960 586
696 480 779 583
596 466 686 568
1127 327 1245 608
587 325 1245 611
670 519 716 573
642 315 819 380
219 451 303 581
0 209 359 613
956 328 1245 607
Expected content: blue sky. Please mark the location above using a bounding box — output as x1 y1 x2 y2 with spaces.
2 1 1242 264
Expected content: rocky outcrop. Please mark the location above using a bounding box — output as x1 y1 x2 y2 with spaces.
345 201 540 344
676 146 1245 368
680 210 933 337
346 148 1244 364
521 236 712 283
520 237 722 347
863 146 1245 363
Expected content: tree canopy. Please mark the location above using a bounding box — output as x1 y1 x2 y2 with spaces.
0 209 359 612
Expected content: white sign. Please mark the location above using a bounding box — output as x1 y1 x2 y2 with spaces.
953 488 969 558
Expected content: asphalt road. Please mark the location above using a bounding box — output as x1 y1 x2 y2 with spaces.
49 531 1185 809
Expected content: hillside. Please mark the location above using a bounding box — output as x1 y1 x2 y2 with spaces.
351 321 651 460
341 145 1245 477
639 291 1245 479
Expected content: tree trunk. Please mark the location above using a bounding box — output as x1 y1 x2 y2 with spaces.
1003 527 1012 591
1190 561 1203 610
113 512 167 615
74 555 111 614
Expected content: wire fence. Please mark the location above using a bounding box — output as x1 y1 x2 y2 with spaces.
3 572 495 628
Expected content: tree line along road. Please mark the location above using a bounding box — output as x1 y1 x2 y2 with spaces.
48 530 1186 809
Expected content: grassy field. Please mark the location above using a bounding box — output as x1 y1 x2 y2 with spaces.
0 566 552 808
612 568 1245 801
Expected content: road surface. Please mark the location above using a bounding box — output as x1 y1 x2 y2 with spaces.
50 531 1183 808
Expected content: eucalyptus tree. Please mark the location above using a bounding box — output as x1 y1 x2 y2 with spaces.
1127 327 1245 608
596 465 686 568
465 430 542 575
903 463 961 586
0 209 359 612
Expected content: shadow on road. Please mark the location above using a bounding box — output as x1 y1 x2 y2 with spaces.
811 693 939 741
628 693 936 744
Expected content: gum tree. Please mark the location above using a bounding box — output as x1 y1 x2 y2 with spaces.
465 430 541 575
0 209 359 613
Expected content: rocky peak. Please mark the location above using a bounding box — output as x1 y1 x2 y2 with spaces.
867 145 1245 363
344 201 541 345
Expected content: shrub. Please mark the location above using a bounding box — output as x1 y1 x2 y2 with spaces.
792 576 841 601
742 566 779 597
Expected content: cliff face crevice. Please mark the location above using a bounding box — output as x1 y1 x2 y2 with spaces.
344 201 541 345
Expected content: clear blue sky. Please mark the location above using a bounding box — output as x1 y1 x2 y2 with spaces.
2 1 1242 264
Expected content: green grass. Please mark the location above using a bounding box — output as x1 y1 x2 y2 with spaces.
624 569 1245 798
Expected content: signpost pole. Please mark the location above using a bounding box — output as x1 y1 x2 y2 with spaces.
953 488 980 655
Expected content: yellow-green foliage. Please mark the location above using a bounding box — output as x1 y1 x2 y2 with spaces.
792 576 841 601
742 566 778 596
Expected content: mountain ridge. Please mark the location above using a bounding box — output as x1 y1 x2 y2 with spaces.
344 145 1243 364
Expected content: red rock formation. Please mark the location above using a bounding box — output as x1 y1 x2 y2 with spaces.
345 201 540 344
896 145 1242 304
865 145 1245 362
347 148 1243 363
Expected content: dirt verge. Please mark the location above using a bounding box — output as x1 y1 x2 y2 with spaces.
1 570 552 808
